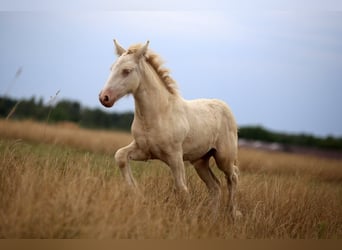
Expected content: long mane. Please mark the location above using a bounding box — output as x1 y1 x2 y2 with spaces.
127 44 178 95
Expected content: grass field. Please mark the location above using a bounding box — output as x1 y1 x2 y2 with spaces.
0 119 341 238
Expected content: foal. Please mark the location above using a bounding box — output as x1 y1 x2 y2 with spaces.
99 40 240 217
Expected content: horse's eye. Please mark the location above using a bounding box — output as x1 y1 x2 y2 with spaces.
122 68 131 77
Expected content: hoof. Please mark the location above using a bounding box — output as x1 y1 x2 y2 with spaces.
229 207 243 222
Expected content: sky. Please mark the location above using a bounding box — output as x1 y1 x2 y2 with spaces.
1 1 342 137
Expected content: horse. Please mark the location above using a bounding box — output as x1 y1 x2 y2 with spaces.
99 40 240 218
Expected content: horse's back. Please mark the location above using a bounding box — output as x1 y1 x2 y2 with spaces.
185 98 237 133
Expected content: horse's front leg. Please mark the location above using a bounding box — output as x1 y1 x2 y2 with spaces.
114 141 148 188
163 152 189 203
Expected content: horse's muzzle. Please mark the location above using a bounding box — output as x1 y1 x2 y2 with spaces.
99 90 115 108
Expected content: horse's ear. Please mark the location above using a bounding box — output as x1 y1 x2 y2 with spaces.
135 40 149 59
113 39 126 56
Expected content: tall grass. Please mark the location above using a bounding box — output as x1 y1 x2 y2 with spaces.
0 119 132 154
3 67 24 120
0 119 341 238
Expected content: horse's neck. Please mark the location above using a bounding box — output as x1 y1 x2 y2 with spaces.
133 69 177 123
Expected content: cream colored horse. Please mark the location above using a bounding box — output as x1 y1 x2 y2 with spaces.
99 40 240 217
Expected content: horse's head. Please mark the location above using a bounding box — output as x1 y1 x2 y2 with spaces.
99 40 149 108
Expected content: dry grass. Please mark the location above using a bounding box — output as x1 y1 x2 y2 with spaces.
0 119 132 154
0 119 341 238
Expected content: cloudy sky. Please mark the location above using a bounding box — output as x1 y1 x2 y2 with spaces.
1 1 342 137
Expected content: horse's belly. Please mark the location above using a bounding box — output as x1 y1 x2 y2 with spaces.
183 150 209 162
182 137 215 162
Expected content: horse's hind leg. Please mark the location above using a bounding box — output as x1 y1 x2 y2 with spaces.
214 151 240 219
193 155 221 213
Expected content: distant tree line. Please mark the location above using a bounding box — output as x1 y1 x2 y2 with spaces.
1 96 342 150
239 126 342 150
0 96 133 131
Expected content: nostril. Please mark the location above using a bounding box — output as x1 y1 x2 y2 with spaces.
104 95 109 102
